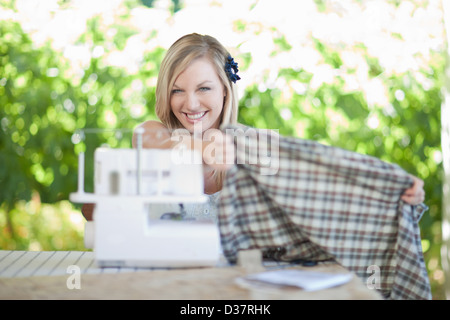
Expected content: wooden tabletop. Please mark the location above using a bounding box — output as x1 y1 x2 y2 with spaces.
0 250 381 300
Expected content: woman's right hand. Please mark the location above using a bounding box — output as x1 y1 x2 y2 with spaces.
201 129 235 171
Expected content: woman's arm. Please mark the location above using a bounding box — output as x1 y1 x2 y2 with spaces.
132 120 173 149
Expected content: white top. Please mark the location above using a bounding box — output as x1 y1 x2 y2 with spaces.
147 192 220 222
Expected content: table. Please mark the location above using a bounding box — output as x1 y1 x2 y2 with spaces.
0 250 382 300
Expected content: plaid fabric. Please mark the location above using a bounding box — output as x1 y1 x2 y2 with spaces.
217 125 431 300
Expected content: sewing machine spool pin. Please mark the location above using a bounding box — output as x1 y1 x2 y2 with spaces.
77 151 85 194
135 127 144 195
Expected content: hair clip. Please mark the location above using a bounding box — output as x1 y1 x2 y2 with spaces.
225 55 241 84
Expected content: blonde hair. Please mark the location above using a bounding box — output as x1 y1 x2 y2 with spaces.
155 33 239 130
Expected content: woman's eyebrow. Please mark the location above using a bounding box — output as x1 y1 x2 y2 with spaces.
197 80 213 87
173 80 213 89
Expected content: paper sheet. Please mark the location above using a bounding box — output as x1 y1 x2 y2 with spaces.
241 269 353 291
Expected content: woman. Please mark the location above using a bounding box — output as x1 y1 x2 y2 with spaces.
135 33 238 196
82 33 425 220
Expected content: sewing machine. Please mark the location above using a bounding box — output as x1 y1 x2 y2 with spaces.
69 130 221 268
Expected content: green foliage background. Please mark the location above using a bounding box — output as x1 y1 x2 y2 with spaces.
0 0 445 298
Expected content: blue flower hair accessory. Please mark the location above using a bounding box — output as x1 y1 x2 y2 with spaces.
225 55 241 84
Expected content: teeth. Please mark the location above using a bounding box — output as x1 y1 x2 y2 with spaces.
186 112 205 120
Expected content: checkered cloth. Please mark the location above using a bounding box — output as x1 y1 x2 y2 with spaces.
217 125 431 300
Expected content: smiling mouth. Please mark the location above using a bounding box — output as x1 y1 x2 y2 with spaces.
185 111 206 120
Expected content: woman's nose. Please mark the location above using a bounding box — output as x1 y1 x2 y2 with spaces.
185 93 201 111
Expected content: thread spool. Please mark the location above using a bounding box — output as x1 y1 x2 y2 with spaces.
109 171 120 195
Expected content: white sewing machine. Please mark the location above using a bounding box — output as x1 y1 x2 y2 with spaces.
69 131 221 268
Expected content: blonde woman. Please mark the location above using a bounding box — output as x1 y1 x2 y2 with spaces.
134 33 239 196
82 33 239 221
132 33 241 221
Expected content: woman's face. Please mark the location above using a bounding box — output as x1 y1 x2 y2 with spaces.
170 57 225 132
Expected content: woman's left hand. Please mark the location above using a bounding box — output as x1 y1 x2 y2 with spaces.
401 175 425 205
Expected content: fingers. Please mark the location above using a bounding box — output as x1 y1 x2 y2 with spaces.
401 176 425 205
401 193 425 205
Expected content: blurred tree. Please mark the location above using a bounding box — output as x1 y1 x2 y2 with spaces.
140 0 182 12
0 13 164 246
0 20 78 237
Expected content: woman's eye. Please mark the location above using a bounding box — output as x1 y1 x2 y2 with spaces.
171 89 182 94
199 87 210 92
